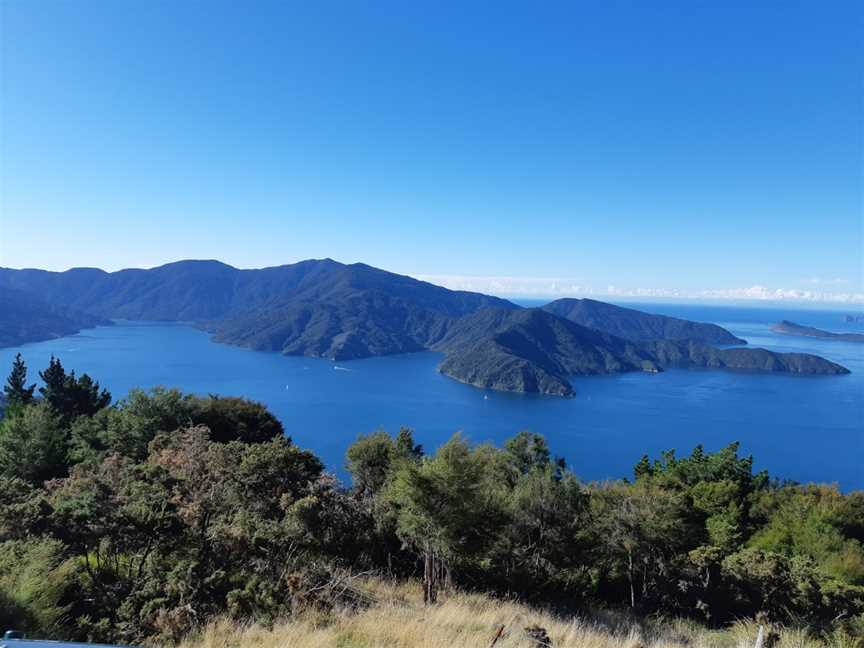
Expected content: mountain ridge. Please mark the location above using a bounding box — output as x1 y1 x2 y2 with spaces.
434 308 661 396
543 297 746 345
0 259 850 394
0 285 111 347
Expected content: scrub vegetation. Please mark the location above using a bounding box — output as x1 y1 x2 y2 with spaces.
1 355 862 646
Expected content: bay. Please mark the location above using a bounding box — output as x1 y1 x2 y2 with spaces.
2 303 861 489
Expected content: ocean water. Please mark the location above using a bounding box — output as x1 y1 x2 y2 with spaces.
2 303 862 489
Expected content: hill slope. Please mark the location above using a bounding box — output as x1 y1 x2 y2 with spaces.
434 308 660 396
771 320 864 343
0 259 515 322
543 298 746 345
434 308 847 396
178 579 826 648
0 260 516 357
0 285 109 347
643 340 851 375
205 262 517 359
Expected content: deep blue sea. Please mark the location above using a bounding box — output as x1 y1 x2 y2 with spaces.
2 303 862 489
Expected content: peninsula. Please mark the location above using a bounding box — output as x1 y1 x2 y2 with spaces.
0 285 110 347
771 320 864 343
0 260 850 395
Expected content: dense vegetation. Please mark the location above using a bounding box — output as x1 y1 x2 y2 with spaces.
435 308 848 395
0 356 862 644
0 285 108 347
0 259 514 357
542 298 746 345
434 307 661 396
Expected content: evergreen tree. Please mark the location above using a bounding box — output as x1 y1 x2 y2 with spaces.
346 430 396 498
38 356 111 422
0 402 68 483
394 426 423 461
386 433 504 603
503 431 553 480
38 356 67 412
64 372 111 419
633 454 653 480
4 354 35 406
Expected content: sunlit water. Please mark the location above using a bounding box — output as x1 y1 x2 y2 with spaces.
2 303 862 489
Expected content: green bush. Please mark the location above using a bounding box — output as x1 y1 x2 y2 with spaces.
1 356 862 643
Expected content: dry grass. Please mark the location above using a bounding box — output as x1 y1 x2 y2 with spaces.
174 579 839 648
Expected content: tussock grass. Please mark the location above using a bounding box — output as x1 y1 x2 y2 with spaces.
174 579 838 648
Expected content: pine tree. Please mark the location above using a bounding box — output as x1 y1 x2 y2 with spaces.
4 353 36 406
38 356 111 421
395 426 423 461
633 454 653 480
39 355 68 413
69 372 112 417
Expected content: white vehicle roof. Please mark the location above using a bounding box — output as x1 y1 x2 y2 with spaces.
1 641 135 648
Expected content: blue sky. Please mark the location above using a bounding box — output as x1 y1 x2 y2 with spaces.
1 1 861 302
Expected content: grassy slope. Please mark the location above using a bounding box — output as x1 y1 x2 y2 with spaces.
175 579 839 648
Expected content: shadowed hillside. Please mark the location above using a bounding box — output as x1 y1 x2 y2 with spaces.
0 285 109 347
543 298 746 345
434 308 660 396
0 260 516 358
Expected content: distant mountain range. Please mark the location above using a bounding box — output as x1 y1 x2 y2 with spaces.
0 259 850 395
771 320 864 343
0 260 512 357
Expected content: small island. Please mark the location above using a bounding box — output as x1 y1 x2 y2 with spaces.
771 320 864 343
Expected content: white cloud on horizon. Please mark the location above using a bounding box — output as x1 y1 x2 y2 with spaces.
414 275 592 297
413 274 864 305
801 277 851 286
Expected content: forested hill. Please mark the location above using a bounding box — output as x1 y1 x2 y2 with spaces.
0 259 850 394
0 285 109 347
771 320 864 343
0 259 515 323
433 308 661 396
0 259 517 358
543 297 746 345
433 308 847 396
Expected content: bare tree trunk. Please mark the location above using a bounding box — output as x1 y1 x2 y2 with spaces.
642 563 648 599
423 550 437 605
430 553 438 603
628 550 635 608
754 625 765 648
423 551 430 604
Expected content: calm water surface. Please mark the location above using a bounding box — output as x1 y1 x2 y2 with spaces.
2 303 862 489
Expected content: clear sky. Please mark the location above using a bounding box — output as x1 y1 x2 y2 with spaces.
1 1 861 302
